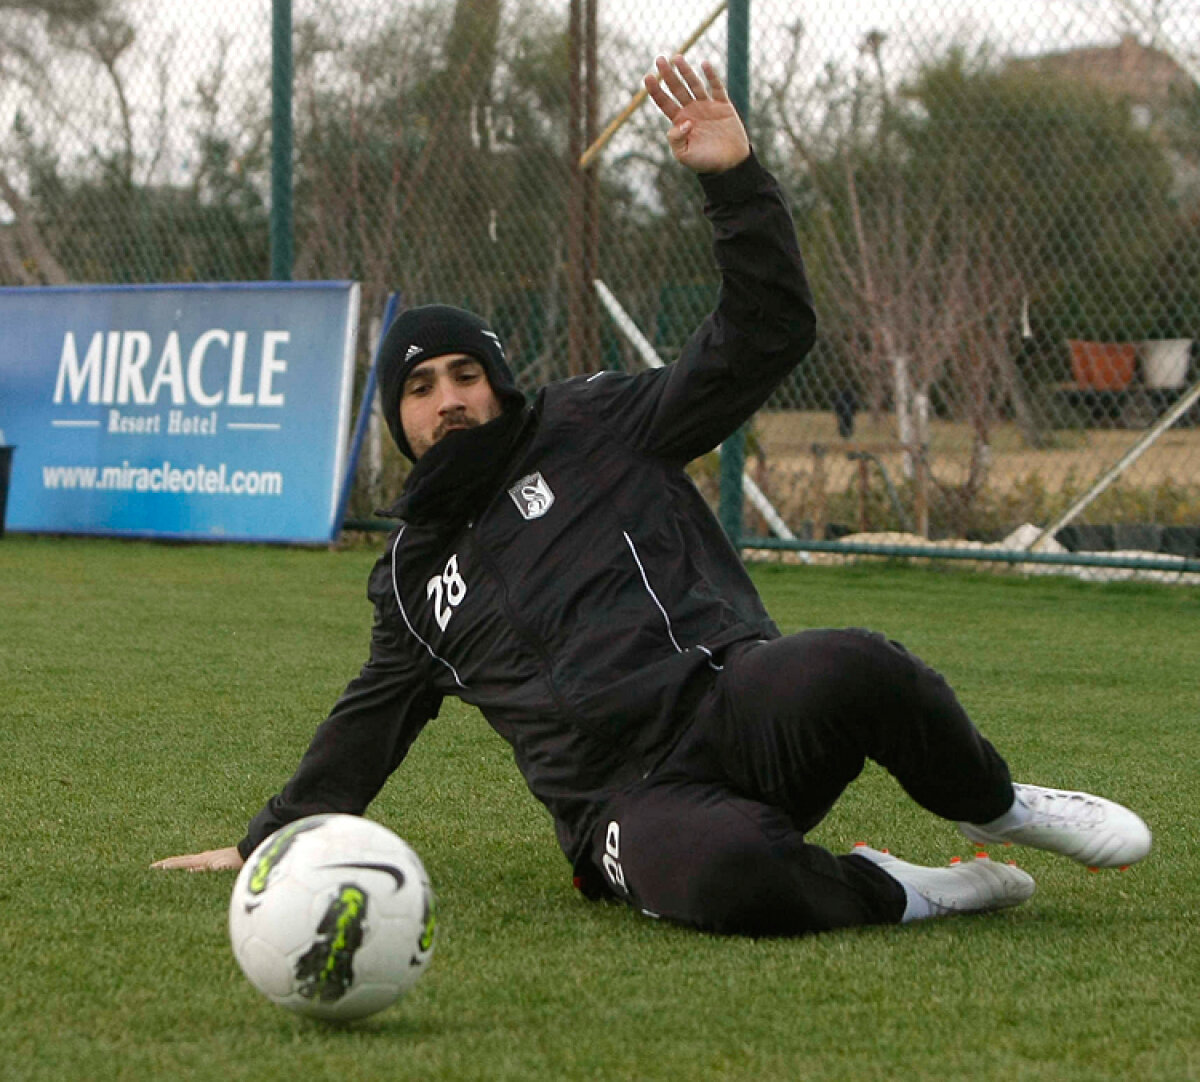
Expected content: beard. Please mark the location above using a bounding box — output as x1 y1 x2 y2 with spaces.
432 413 481 445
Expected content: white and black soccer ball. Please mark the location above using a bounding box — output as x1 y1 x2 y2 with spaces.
228 813 435 1021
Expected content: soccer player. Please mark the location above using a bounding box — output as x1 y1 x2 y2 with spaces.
154 55 1150 934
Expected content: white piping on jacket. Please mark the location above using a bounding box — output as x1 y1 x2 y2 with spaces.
622 530 723 671
390 527 467 689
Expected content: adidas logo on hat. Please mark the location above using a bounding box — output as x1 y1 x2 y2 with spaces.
404 344 423 363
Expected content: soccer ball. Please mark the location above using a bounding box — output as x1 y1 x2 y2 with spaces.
228 813 435 1021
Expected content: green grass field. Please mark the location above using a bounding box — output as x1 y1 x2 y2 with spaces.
2 536 1197 1082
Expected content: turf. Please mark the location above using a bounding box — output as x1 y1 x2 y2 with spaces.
1 536 1197 1082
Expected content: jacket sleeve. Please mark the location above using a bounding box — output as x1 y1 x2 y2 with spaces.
237 594 442 859
583 151 817 465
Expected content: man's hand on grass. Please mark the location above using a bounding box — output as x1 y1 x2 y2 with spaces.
151 847 244 872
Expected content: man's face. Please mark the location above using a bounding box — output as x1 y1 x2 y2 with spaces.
399 353 504 459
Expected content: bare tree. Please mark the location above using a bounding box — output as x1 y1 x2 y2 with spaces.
763 29 1045 535
0 0 151 282
0 0 110 281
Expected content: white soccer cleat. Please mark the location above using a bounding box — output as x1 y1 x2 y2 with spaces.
853 844 1035 922
958 783 1152 869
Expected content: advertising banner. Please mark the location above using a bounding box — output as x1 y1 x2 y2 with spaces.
0 281 359 543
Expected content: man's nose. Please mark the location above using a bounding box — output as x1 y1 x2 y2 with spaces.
436 382 467 413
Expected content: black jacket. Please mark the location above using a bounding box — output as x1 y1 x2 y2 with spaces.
240 153 817 867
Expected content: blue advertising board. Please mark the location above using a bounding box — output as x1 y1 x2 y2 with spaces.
0 281 359 543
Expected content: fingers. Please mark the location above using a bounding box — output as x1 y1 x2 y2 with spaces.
655 54 701 108
701 60 729 102
199 851 241 871
151 854 186 869
150 854 204 870
151 847 243 872
672 54 707 101
643 71 679 121
644 54 724 118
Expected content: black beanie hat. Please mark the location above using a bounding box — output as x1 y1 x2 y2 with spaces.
377 304 525 460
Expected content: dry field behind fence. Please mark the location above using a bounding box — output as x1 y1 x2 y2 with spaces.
749 411 1200 540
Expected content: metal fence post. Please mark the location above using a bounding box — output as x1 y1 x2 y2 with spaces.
718 0 750 544
270 0 293 281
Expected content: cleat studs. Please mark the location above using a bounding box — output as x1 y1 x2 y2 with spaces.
1119 865 1130 872
1087 866 1100 873
974 851 990 860
948 856 962 865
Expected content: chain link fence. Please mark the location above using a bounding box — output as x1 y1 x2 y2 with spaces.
3 1 1200 571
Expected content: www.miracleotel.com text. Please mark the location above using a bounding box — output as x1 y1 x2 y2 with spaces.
41 460 284 497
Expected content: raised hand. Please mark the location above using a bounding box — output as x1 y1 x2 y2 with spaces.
644 54 750 174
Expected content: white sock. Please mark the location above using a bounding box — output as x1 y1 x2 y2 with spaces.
974 787 1032 832
897 882 934 923
854 847 937 922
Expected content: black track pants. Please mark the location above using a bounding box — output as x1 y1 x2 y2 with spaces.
586 630 1015 936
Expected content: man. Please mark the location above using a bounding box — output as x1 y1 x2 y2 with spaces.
155 56 1150 934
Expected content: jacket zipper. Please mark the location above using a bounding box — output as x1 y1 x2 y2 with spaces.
465 524 579 723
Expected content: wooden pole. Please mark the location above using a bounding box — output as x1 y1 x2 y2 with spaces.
578 1 728 170
567 0 584 376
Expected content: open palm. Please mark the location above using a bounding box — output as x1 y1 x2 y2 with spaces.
644 55 750 174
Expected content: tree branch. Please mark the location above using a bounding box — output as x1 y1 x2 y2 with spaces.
0 168 68 282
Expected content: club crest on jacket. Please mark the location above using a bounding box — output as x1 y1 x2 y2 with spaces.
508 472 555 520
